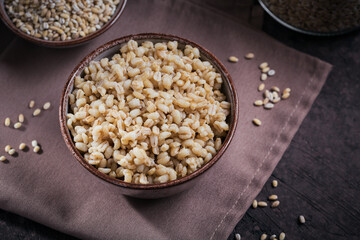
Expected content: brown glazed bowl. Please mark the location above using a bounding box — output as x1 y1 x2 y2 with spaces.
59 33 239 198
0 0 127 48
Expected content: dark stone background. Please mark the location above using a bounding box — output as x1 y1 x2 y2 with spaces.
1 1 359 239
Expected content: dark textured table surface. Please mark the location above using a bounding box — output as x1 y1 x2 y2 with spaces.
1 1 359 240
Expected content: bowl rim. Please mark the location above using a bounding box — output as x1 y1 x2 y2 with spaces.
0 0 127 47
59 33 239 190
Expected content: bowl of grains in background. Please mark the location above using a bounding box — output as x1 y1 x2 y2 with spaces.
0 0 127 47
59 33 238 198
259 0 360 36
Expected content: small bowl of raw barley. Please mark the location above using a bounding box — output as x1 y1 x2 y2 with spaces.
59 33 238 198
0 0 127 47
259 0 360 36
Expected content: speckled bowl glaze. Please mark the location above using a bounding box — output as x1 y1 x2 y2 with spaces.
0 0 127 48
59 33 239 199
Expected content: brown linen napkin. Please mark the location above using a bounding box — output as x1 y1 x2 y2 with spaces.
0 0 332 239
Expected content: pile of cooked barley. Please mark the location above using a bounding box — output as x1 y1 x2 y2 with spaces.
67 39 231 184
4 0 121 41
263 0 360 33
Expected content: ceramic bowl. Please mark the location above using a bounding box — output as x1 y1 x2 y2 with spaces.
59 33 238 198
258 0 360 36
0 0 127 47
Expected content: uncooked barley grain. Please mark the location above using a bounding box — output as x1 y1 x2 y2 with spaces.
259 62 268 69
4 117 11 127
5 145 11 152
282 92 290 100
253 200 258 208
33 108 41 116
229 56 239 62
272 180 278 187
33 146 40 153
245 53 254 59
258 201 267 207
18 114 24 123
43 102 51 110
19 143 27 150
29 100 35 108
268 69 275 76
253 118 262 126
279 232 285 240
254 100 263 106
9 149 16 155
264 103 274 109
268 92 274 102
299 215 306 224
283 88 291 93
271 86 280 92
258 83 265 91
272 91 279 99
262 67 270 73
272 97 281 103
31 140 38 147
261 73 267 81
264 90 270 98
268 194 278 200
271 200 280 208
261 233 268 240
